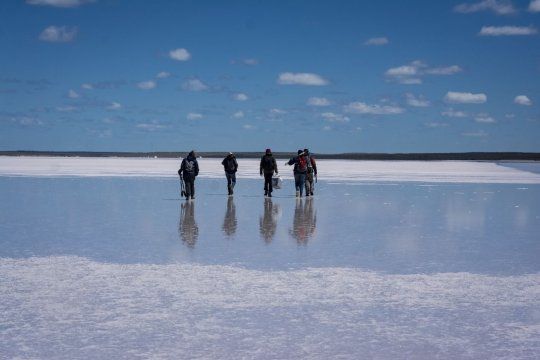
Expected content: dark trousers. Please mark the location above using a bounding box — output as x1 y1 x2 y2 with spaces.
226 172 236 194
263 172 273 193
183 173 195 198
294 172 306 196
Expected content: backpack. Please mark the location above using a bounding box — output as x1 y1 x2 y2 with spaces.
297 156 307 172
184 159 195 173
262 155 274 171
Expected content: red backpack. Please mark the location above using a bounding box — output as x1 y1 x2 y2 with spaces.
297 155 307 172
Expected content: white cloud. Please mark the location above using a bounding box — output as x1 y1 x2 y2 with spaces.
242 58 258 65
344 102 405 115
277 72 329 86
182 78 208 92
27 0 95 7
385 61 461 84
454 0 517 15
137 80 156 90
169 48 191 61
530 0 540 12
10 116 43 126
232 111 245 119
405 93 430 107
425 122 449 128
307 97 331 106
81 83 93 90
462 130 488 137
107 102 122 110
323 126 332 131
479 26 538 36
444 91 487 104
187 113 203 120
156 72 171 79
39 26 78 42
505 113 516 118
424 65 463 75
68 89 80 98
243 124 254 129
270 108 287 115
364 37 389 46
136 122 166 131
321 112 350 122
475 113 496 123
514 95 532 106
233 93 248 101
442 108 468 118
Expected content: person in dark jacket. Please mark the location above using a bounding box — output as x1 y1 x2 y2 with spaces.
221 152 238 195
260 148 278 197
178 150 199 200
287 150 308 197
303 148 317 196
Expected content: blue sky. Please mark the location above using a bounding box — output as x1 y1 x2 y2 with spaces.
1 0 539 153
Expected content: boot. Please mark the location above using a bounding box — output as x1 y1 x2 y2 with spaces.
295 191 300 197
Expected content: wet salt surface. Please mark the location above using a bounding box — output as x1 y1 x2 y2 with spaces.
1 174 540 358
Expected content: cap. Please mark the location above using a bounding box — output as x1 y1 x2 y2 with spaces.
266 148 271 153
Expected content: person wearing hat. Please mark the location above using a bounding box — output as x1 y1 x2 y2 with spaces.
260 148 278 197
286 150 308 197
221 152 238 195
179 150 199 200
303 148 317 196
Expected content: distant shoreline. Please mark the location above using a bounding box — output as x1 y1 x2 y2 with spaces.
1 151 539 161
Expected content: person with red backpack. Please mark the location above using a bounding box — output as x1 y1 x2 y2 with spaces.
286 150 308 197
303 148 317 196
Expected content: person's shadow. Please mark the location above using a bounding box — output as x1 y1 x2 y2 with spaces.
222 197 237 237
178 201 199 248
259 198 281 243
289 198 317 245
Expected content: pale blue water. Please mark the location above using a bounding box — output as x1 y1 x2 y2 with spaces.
1 177 539 275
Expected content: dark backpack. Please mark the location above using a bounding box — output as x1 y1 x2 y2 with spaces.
184 159 196 173
262 156 274 171
297 156 307 172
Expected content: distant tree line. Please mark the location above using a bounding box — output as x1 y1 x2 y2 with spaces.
1 150 539 161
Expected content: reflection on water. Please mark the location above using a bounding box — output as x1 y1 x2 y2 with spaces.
259 198 281 243
222 197 237 237
289 198 317 245
179 201 198 248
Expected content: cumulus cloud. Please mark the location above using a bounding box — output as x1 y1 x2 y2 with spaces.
475 113 496 123
107 102 122 110
344 102 405 115
530 0 540 12
39 26 78 42
385 61 462 84
68 89 80 98
232 111 244 119
364 37 389 46
405 93 430 107
442 108 468 118
232 93 248 101
454 0 517 15
169 48 191 61
277 72 329 86
27 0 95 7
137 80 156 90
156 72 171 79
182 78 208 92
444 91 487 104
187 113 203 120
307 97 331 106
243 124 254 129
81 83 93 90
321 112 350 122
514 95 532 106
479 26 538 36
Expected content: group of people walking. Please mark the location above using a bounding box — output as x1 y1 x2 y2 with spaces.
177 149 317 200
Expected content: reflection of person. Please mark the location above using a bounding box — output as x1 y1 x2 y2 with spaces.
289 198 317 245
221 152 238 196
179 150 199 200
259 198 280 243
222 196 237 237
179 200 198 248
260 148 278 197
